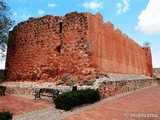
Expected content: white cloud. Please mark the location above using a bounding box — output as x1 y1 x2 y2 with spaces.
13 9 32 20
18 9 32 20
117 3 122 8
38 10 45 15
13 12 17 16
136 0 160 34
117 3 122 14
117 0 130 15
20 13 31 20
48 3 56 8
152 49 160 68
13 12 18 18
83 1 103 11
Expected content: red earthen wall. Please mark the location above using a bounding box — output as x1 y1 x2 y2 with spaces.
6 12 153 82
86 12 153 76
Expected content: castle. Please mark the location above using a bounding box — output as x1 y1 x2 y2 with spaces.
5 12 153 83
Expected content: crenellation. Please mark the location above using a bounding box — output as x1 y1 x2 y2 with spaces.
106 21 114 29
94 12 103 21
115 28 122 35
123 33 128 38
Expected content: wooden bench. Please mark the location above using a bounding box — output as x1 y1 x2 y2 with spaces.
34 88 59 103
0 86 6 96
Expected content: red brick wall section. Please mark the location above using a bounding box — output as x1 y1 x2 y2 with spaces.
86 12 153 76
6 12 153 82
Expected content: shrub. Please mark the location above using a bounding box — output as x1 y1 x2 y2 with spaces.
0 70 5 80
95 76 99 79
0 111 12 120
54 89 100 110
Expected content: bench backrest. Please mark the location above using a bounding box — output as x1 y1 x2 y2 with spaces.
39 88 59 95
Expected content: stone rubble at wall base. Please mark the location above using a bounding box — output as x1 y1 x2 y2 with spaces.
1 74 159 99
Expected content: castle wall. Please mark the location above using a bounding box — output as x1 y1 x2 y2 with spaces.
6 12 153 82
86 12 153 76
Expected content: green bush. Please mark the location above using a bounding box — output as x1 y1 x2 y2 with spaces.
0 70 6 81
0 70 4 80
0 111 12 120
54 89 100 110
95 76 99 79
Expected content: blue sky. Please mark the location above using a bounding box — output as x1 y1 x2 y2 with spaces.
0 0 160 69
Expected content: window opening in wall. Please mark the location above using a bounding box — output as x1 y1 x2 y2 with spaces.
59 21 62 33
57 45 61 53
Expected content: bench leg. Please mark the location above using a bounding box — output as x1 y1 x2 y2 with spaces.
0 90 3 96
34 93 41 100
34 96 41 100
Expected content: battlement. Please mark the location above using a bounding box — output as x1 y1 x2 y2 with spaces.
115 28 122 35
94 12 103 21
106 21 114 29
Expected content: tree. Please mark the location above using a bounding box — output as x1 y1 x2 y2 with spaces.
143 42 151 48
0 0 14 60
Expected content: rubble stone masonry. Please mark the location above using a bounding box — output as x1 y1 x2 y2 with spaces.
6 12 153 82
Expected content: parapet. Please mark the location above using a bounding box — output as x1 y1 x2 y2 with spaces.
94 12 103 21
106 21 114 29
115 28 122 35
123 33 128 38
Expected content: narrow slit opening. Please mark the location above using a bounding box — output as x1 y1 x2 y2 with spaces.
59 22 62 33
56 45 61 53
